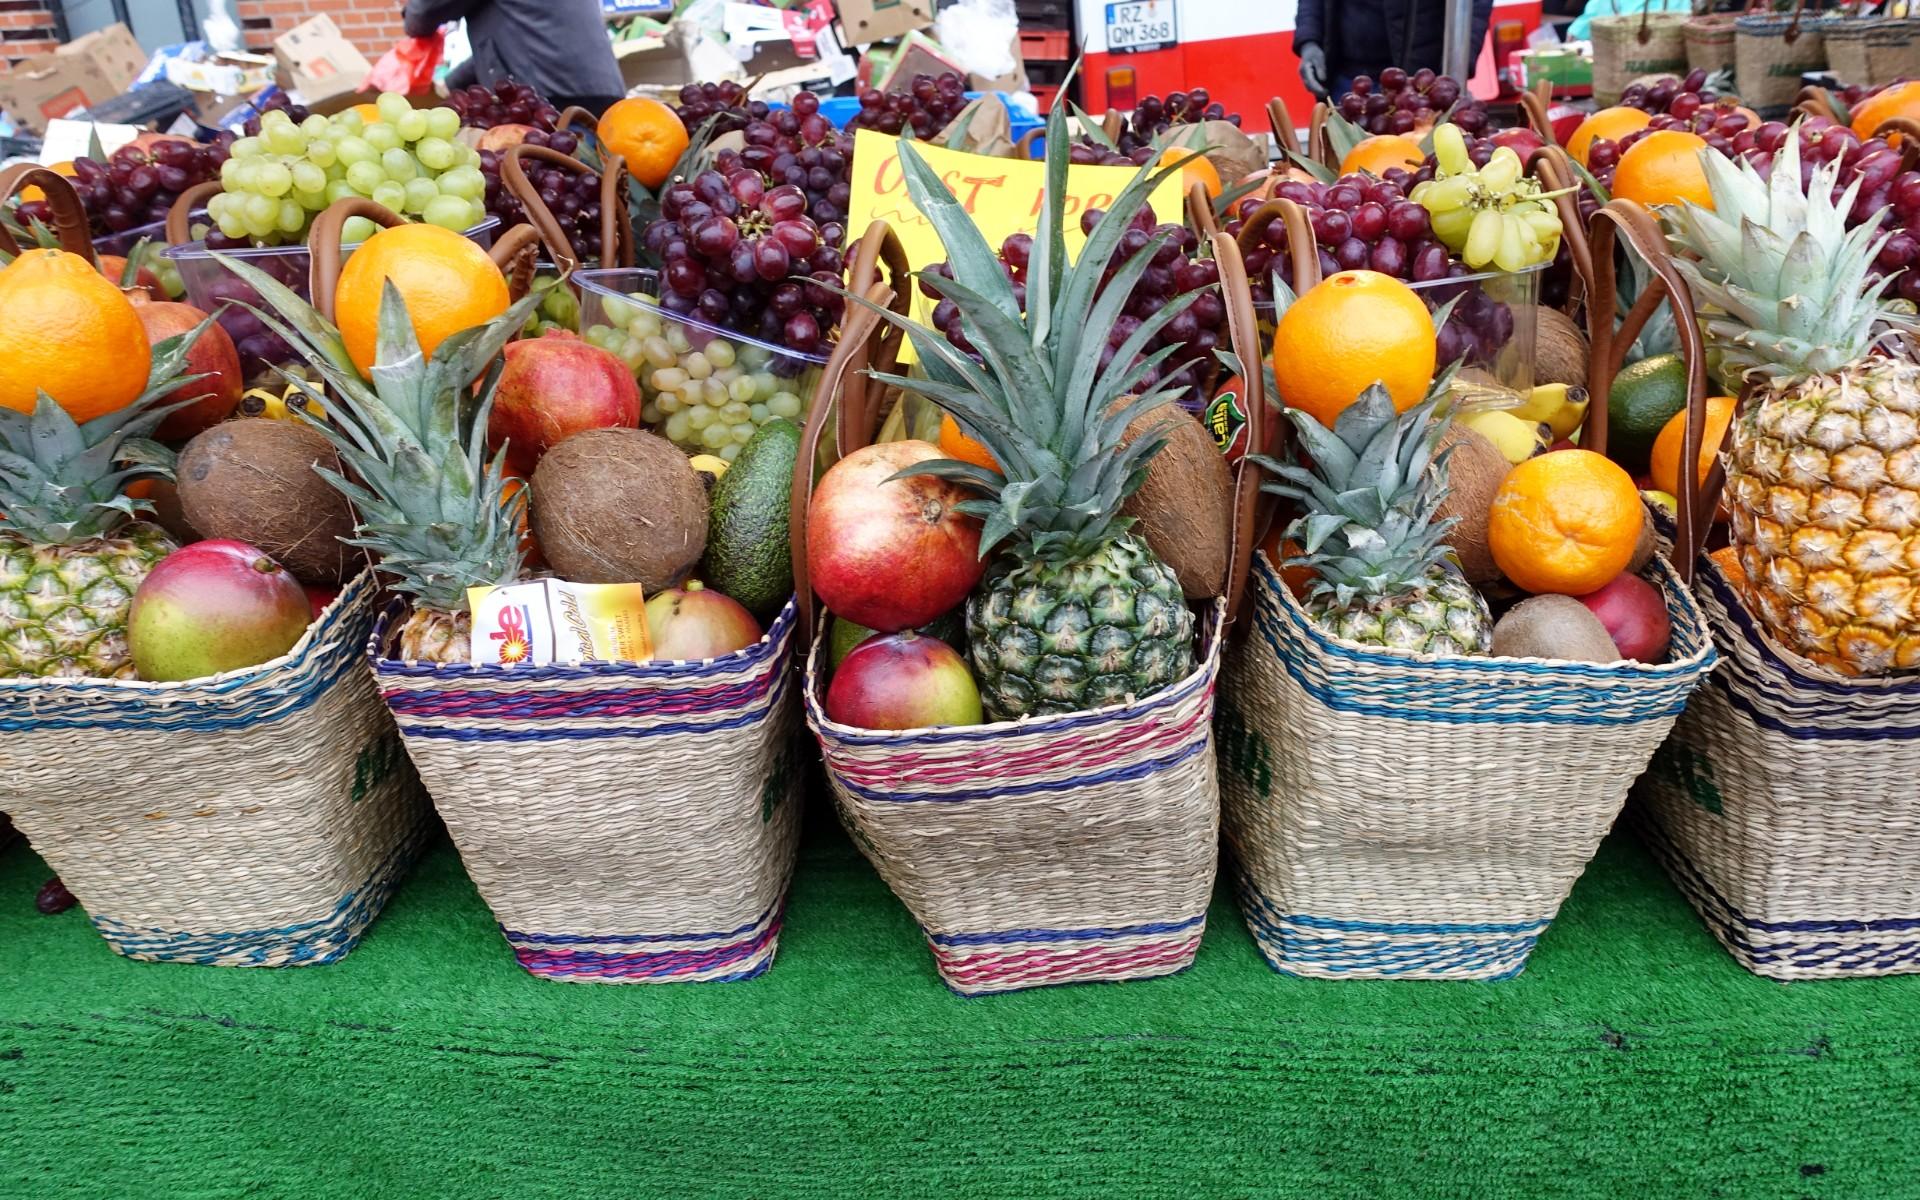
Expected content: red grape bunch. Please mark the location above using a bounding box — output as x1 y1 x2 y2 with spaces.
674 80 772 138
478 133 605 265
642 166 844 354
1616 69 1721 120
1335 68 1487 138
1072 88 1243 166
924 212 1230 407
17 139 232 241
448 80 561 131
709 91 854 231
241 92 309 136
850 72 971 138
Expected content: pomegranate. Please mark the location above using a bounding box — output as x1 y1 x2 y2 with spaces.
644 581 763 660
98 254 164 296
486 329 641 475
1578 572 1671 663
825 632 983 730
1489 127 1548 161
128 540 312 682
131 297 244 441
807 440 983 633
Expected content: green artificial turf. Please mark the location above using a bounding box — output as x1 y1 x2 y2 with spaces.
3 806 1918 1200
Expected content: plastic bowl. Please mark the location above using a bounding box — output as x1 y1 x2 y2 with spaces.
573 267 826 461
164 217 499 375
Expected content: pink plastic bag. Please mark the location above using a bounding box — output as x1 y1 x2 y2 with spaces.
367 32 443 95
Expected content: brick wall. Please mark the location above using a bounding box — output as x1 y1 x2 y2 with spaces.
1 1 61 68
238 0 403 52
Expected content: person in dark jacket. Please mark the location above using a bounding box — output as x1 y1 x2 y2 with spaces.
1295 0 1496 98
404 0 626 116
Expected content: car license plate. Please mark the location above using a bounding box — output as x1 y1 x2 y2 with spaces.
1106 1 1176 53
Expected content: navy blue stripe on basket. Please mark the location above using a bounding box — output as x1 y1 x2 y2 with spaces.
395 669 789 742
383 673 776 720
927 912 1207 947
1276 911 1550 936
834 735 1208 805
503 903 776 946
1234 874 1544 979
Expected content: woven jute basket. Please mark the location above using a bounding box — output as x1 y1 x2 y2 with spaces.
1824 17 1920 88
369 601 803 983
0 570 431 966
793 226 1268 996
1593 7 1691 105
1684 14 1739 77
1736 2 1830 117
1220 201 1718 981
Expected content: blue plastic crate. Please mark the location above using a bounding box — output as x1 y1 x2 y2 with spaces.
818 91 1044 155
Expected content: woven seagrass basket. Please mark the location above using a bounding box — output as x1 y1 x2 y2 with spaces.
793 225 1268 995
0 570 431 966
369 602 804 983
1220 200 1719 981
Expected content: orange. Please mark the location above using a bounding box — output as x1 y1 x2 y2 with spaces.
1488 449 1645 595
1611 131 1714 209
1159 145 1222 198
1851 80 1920 143
333 223 511 374
502 476 541 568
18 159 76 204
1708 545 1747 597
1650 394 1736 505
1566 106 1654 167
1270 270 1436 428
938 412 1000 472
1339 134 1425 178
1259 526 1315 599
0 249 150 420
599 97 691 190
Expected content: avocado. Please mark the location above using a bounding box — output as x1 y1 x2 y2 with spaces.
703 418 800 618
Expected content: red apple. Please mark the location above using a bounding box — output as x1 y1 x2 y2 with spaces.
131 297 244 441
99 254 164 297
808 440 984 632
1490 127 1547 160
303 584 342 621
128 541 313 682
825 632 983 730
487 329 641 475
644 581 763 660
1578 572 1671 663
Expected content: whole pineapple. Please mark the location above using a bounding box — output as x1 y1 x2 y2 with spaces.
863 109 1198 720
218 257 537 663
0 329 210 679
1257 383 1493 655
1668 134 1920 675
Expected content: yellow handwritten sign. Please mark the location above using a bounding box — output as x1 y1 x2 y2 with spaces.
844 130 1187 356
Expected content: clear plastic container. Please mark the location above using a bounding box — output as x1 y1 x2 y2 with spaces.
573 267 826 461
164 217 498 376
1406 263 1544 396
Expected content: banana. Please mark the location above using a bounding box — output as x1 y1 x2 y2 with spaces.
1510 382 1571 424
688 453 729 481
1545 386 1590 441
1460 409 1552 465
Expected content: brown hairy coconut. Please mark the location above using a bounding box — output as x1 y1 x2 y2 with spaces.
1532 306 1590 388
175 419 356 585
1117 404 1233 599
1434 423 1510 585
531 428 708 590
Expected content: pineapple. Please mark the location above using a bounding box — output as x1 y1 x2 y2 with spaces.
1667 134 1920 674
1257 383 1493 656
0 330 211 679
859 109 1199 720
216 258 537 664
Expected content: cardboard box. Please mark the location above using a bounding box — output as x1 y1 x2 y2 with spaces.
615 37 694 90
164 52 275 96
835 0 933 46
0 56 111 133
273 15 372 106
58 24 149 94
877 32 966 93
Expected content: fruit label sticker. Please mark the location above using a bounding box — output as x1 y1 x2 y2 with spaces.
467 579 653 666
846 129 1185 346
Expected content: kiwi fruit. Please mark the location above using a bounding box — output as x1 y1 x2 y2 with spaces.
1533 306 1590 389
1434 424 1510 585
1491 595 1621 663
531 428 708 591
1117 405 1234 599
175 419 356 585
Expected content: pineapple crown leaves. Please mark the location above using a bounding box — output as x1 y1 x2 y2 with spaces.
0 317 216 544
845 102 1203 562
1668 132 1911 377
213 251 538 611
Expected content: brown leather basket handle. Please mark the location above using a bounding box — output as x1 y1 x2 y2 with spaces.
1874 117 1920 173
166 180 223 247
1015 127 1044 159
1306 101 1336 169
307 198 411 321
1235 197 1320 280
1586 198 1714 583
1267 98 1300 159
491 223 544 299
502 143 635 276
841 220 912 456
1795 84 1840 123
0 164 96 261
1187 180 1220 239
1529 145 1594 304
790 285 892 642
555 106 598 136
1213 231 1269 625
1518 89 1558 144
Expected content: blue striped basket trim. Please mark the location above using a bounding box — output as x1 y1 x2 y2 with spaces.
1234 873 1546 980
394 671 790 743
1637 813 1920 977
503 901 784 983
90 818 430 967
1249 553 1716 728
0 570 380 734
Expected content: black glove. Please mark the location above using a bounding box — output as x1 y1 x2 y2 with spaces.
1298 43 1329 98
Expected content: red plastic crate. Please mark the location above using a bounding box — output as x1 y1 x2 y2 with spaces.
1029 83 1061 111
1020 29 1072 61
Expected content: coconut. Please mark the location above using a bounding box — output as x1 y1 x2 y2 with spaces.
1491 594 1622 663
1435 424 1510 585
1167 121 1268 193
531 428 708 591
1117 405 1233 599
143 477 198 546
1628 506 1660 575
1533 306 1590 388
175 419 356 585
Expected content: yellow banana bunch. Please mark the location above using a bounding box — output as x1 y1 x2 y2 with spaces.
1412 125 1570 272
239 385 325 423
